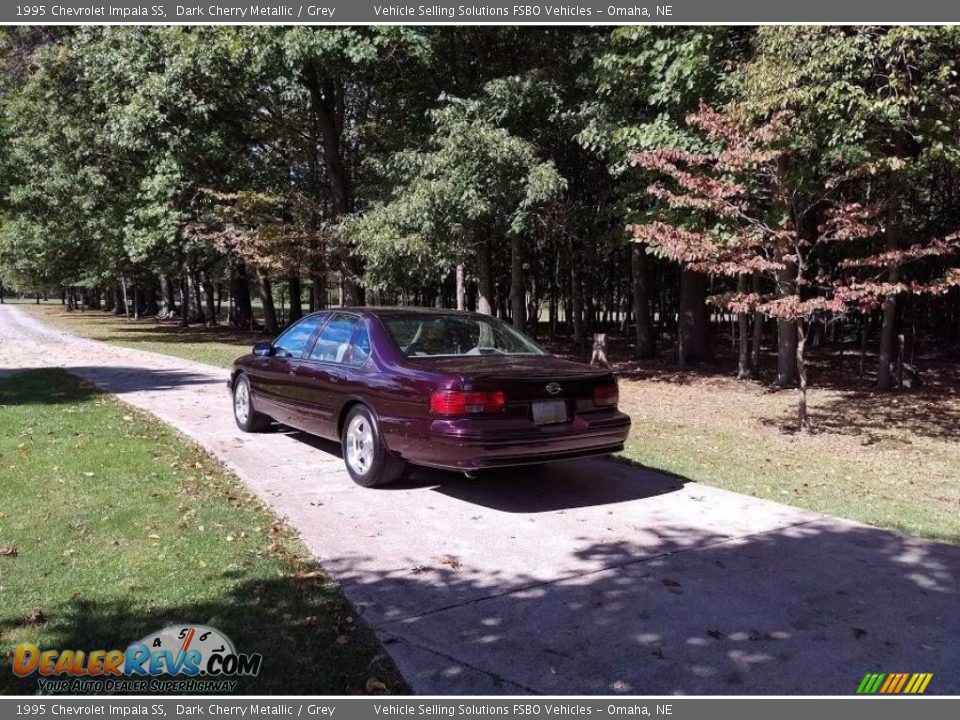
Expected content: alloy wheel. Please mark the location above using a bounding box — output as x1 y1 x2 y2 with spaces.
345 414 374 476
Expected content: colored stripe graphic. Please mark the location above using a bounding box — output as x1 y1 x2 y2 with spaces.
879 674 897 693
857 672 932 694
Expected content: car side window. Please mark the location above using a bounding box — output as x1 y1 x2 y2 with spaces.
348 324 371 367
272 315 324 358
308 314 361 364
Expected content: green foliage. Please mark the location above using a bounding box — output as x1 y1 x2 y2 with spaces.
0 26 957 348
350 84 565 291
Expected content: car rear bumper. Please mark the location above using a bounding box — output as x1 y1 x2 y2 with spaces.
383 410 631 471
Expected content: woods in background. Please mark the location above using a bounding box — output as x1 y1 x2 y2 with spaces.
2 26 960 409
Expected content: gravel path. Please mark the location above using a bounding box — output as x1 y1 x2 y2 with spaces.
1 303 957 695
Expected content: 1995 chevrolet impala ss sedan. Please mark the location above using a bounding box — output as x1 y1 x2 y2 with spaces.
228 308 631 487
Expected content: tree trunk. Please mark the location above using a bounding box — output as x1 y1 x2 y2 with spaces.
178 276 189 327
288 272 303 323
548 253 558 340
305 65 362 307
120 275 130 319
631 243 655 359
158 274 175 318
679 269 709 367
132 283 140 320
571 250 586 351
527 275 539 336
476 239 493 315
310 266 326 311
258 271 279 335
510 235 525 331
189 270 205 325
877 143 906 390
230 262 253 330
142 278 157 316
113 283 124 316
455 264 466 311
876 290 899 390
796 318 810 431
955 287 960 345
737 274 753 379
751 274 763 372
776 320 798 385
774 266 798 385
202 274 217 326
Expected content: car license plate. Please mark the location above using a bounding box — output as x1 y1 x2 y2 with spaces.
531 399 568 425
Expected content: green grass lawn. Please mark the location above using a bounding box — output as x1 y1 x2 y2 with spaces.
0 369 404 695
619 417 960 546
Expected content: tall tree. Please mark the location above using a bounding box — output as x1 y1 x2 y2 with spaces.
737 26 960 388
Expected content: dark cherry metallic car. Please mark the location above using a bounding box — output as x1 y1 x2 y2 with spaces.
228 308 631 487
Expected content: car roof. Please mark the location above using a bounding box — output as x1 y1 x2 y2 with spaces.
307 306 482 319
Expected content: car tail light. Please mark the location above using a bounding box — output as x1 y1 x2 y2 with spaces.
429 390 506 415
593 384 619 408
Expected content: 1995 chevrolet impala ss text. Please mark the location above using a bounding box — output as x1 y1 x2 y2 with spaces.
228 308 631 487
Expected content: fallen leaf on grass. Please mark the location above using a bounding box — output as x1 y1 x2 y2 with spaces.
293 569 325 580
83 472 94 477
25 609 47 625
365 678 387 693
0 546 17 558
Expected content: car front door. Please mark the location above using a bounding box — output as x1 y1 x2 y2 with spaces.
253 314 326 425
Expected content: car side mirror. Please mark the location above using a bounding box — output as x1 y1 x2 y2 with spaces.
252 341 273 357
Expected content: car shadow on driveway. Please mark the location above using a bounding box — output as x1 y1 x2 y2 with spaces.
276 424 686 513
423 459 687 513
0 366 220 403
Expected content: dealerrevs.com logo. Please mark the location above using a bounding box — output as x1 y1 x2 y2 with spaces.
13 625 262 693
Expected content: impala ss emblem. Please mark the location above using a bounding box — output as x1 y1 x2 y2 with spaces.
545 382 562 395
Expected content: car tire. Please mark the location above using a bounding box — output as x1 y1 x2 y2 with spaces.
233 374 272 432
341 404 406 487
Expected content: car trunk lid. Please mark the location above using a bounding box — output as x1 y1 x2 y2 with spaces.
412 355 617 420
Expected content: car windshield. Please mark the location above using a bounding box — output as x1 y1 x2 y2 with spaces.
381 314 546 358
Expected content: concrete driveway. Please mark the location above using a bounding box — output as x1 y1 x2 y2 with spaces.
1 303 957 695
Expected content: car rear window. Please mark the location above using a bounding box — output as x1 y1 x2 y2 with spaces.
381 314 545 358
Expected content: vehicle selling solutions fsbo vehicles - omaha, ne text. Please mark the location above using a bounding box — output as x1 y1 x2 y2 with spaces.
229 308 631 486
